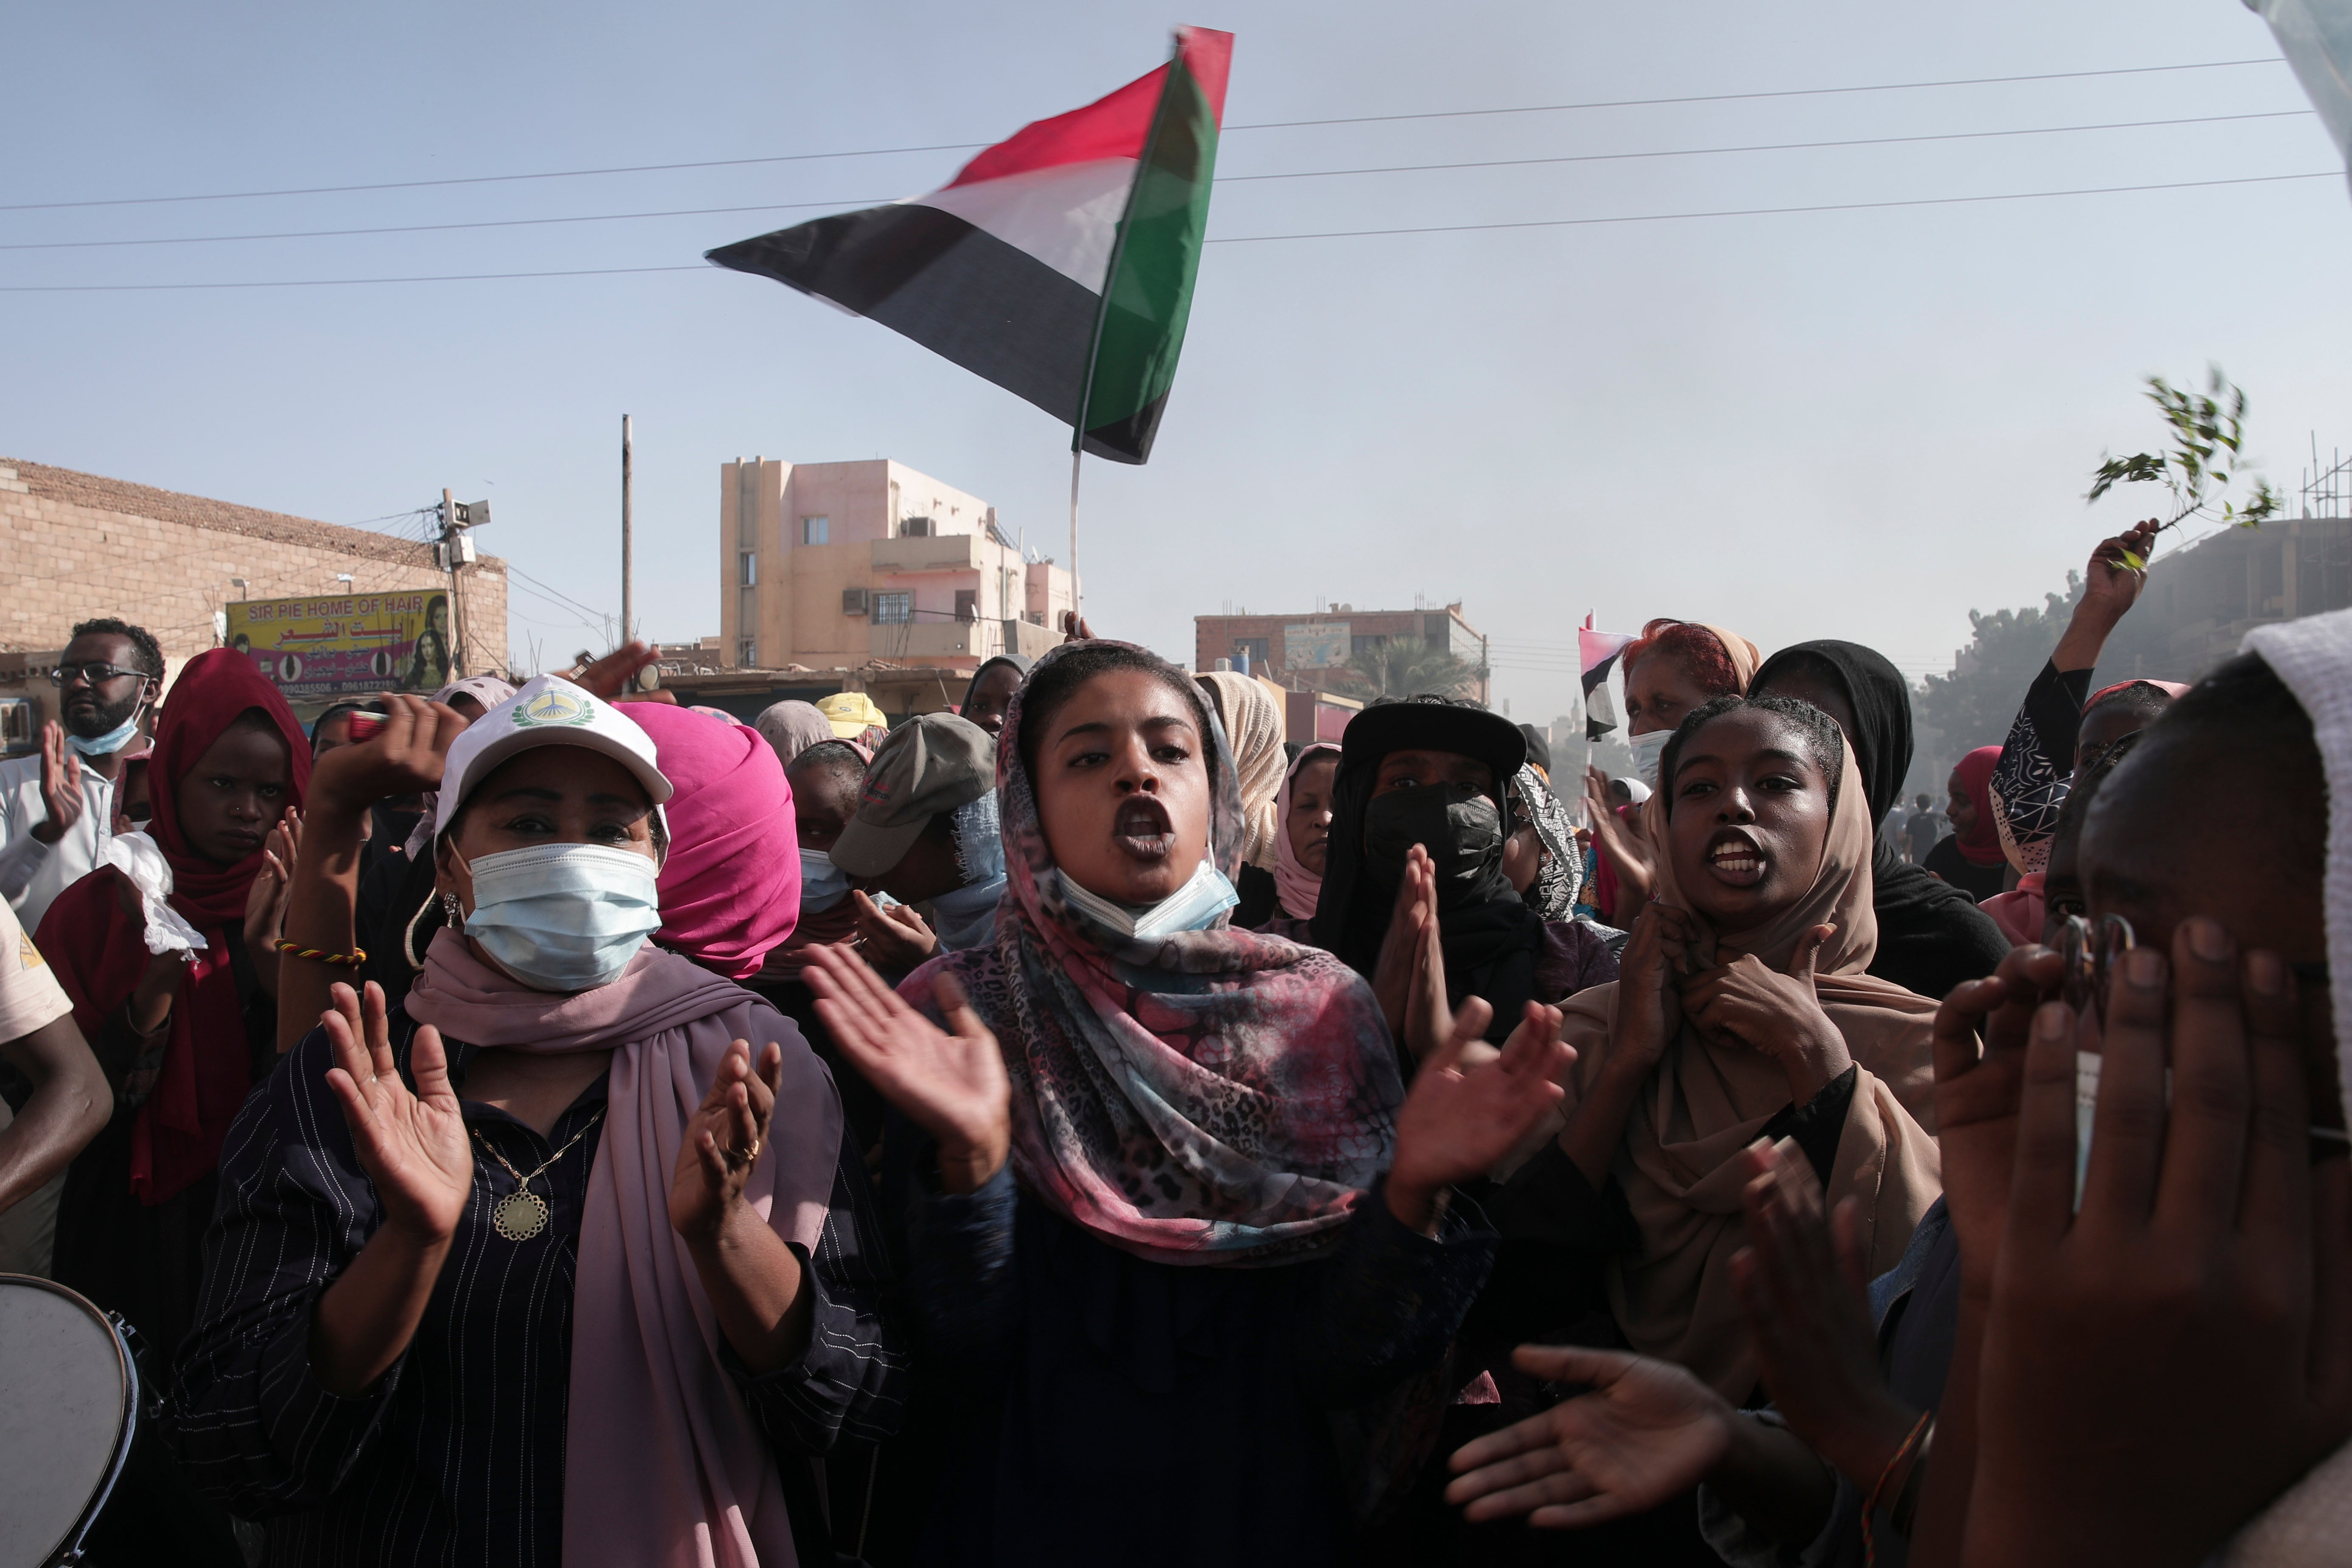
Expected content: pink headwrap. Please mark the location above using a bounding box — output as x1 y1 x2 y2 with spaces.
406 934 839 1568
630 703 800 981
1273 743 1341 921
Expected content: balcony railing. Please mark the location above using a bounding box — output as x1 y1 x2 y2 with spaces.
871 533 985 574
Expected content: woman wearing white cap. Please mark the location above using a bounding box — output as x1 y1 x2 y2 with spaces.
173 676 903 1567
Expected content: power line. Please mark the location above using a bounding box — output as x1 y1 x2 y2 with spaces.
4 109 2307 255
1204 168 2340 245
1226 57 2289 132
0 57 2289 215
0 196 896 254
1220 109 2312 185
0 168 2331 291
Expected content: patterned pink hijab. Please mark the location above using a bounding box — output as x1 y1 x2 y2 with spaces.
908 643 1401 1265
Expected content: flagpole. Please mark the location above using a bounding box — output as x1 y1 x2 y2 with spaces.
1069 448 1082 619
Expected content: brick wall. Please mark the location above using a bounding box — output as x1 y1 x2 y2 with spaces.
0 458 507 674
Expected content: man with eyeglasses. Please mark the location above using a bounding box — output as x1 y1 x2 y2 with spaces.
0 618 159 1279
0 618 163 931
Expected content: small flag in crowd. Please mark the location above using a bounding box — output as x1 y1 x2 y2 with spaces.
706 27 1233 465
1580 616 1635 741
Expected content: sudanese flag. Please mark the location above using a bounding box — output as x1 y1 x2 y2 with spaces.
706 26 1231 465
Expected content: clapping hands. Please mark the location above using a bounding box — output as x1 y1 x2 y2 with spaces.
802 943 1011 1195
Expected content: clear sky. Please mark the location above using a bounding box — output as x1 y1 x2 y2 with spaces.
5 0 2345 722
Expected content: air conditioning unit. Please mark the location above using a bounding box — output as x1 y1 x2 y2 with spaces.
841 587 870 616
901 516 932 538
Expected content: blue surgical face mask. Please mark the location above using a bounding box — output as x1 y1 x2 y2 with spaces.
460 842 662 993
67 713 142 759
1058 858 1238 942
1628 728 1672 789
799 847 850 913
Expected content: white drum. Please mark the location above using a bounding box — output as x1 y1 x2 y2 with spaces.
0 1274 138 1568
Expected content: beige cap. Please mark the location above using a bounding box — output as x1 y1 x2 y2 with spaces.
830 712 994 877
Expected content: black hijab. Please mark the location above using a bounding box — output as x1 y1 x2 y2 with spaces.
1751 640 2011 1001
959 653 1033 717
1313 696 1547 1043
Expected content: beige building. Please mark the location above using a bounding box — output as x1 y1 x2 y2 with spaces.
0 457 507 737
718 457 1071 677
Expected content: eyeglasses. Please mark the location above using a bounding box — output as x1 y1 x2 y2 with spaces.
2059 913 2136 1025
48 662 145 689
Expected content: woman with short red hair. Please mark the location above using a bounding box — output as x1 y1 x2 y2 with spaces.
1584 619 1763 914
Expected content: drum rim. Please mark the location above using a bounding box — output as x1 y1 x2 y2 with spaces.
0 1272 139 1568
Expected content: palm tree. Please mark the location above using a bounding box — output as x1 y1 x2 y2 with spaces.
1344 636 1481 700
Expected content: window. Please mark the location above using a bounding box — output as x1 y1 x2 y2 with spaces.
738 551 757 586
901 516 932 538
801 516 829 545
873 592 911 625
1232 637 1270 669
736 636 757 667
953 589 979 622
1352 633 1390 655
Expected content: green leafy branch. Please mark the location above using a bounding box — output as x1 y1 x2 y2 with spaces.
2086 366 2280 565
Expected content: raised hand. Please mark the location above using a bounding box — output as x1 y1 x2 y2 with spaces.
2083 519 2160 612
243 809 300 941
802 944 1011 1194
1398 849 1459 1061
309 694 469 817
1930 942 2062 1295
1612 902 1700 1073
1582 765 1654 908
670 1038 784 1243
1059 610 1097 643
1731 1140 1923 1488
1446 1345 1737 1528
1371 843 1439 1036
1963 922 2352 1568
564 640 659 700
31 722 84 846
850 891 940 973
320 981 472 1243
1680 924 1849 1098
1387 993 1570 1232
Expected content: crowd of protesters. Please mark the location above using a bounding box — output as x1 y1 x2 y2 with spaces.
0 516 2344 1568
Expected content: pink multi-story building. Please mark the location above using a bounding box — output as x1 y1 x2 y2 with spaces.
718 457 1071 675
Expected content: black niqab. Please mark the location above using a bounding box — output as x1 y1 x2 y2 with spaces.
1313 697 1547 1043
1752 640 2011 1001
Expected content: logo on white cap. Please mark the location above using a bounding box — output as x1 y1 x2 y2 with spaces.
513 686 595 729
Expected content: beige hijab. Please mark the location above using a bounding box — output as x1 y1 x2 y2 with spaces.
1553 724 1941 1398
1694 622 1765 690
1196 670 1288 871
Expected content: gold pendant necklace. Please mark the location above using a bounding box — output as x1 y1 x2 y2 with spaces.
472 1111 604 1243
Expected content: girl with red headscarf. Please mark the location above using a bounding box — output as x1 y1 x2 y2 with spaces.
1921 744 2007 902
40 648 306 1565
45 649 307 1318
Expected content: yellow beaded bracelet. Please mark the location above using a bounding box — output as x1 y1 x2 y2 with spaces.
273 939 368 968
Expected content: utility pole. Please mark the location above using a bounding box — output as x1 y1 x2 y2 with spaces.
441 487 464 676
621 415 635 653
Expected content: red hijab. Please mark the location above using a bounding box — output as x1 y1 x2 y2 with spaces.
1951 744 2005 868
37 648 309 1202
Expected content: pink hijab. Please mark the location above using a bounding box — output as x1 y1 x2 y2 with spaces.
631 703 800 981
1274 743 1341 921
2083 677 2192 712
406 932 840 1568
